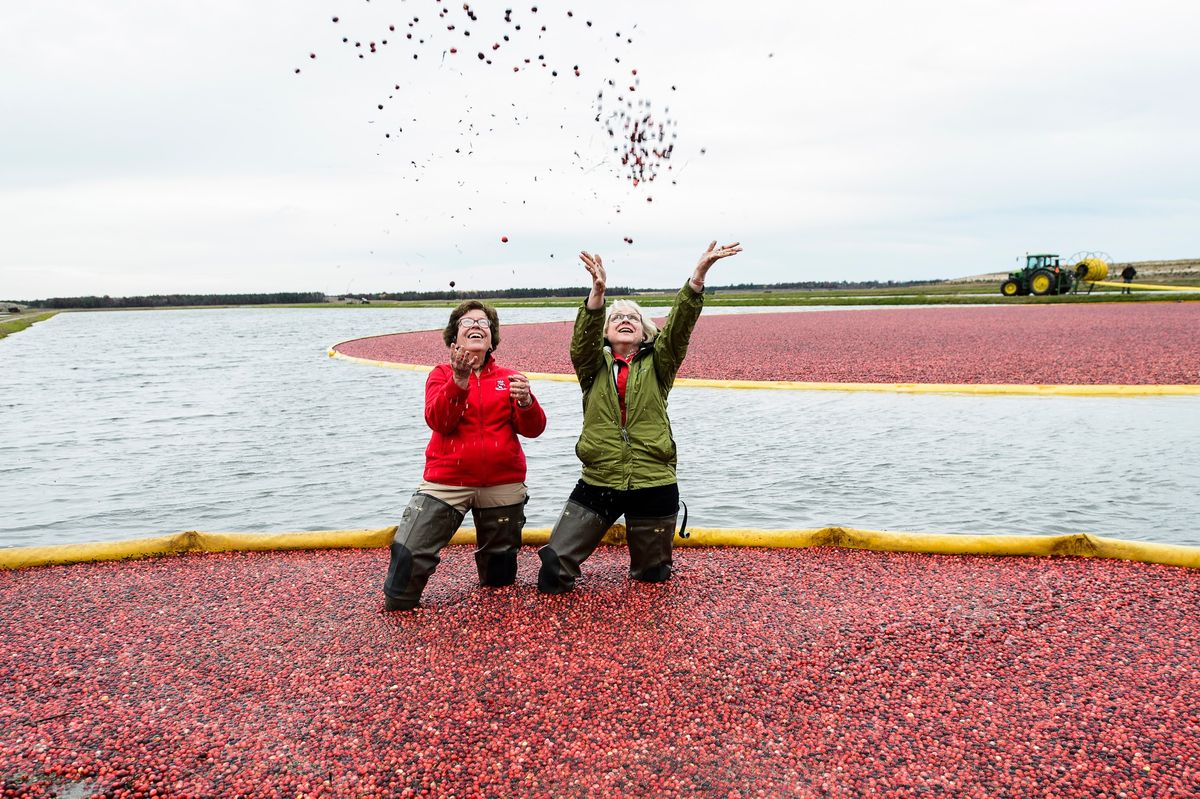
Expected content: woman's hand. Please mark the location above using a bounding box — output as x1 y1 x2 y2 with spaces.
508 373 533 408
581 251 606 310
450 343 479 388
691 240 743 290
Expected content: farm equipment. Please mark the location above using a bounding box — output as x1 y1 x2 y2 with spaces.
1000 253 1109 297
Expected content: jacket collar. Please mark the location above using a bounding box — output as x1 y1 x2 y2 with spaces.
603 341 653 362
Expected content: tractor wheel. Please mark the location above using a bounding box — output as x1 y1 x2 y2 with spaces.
1001 280 1020 297
1030 269 1055 296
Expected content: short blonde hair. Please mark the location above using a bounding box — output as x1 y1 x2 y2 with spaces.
605 299 658 343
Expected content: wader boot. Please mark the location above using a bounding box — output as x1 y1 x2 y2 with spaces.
383 493 465 611
471 501 525 587
626 512 678 583
537 500 609 594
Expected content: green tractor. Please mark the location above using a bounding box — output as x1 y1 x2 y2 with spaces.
1000 254 1074 296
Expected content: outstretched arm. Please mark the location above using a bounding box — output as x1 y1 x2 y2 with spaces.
581 251 606 310
655 241 745 388
572 250 608 386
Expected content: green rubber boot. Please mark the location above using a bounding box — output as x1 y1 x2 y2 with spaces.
626 513 678 583
471 501 525 587
383 493 464 611
537 500 609 594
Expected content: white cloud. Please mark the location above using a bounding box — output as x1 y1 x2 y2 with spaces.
2 0 1197 299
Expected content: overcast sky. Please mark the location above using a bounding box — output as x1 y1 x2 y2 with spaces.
2 0 1198 299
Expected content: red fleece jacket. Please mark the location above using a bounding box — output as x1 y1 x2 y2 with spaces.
423 359 547 486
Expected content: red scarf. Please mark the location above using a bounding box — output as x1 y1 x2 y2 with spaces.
614 350 636 425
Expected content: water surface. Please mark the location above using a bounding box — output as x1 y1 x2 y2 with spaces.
3 308 1197 548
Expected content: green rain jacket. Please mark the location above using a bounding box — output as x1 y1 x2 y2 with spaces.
571 280 704 490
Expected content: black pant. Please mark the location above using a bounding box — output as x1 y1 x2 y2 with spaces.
569 480 679 525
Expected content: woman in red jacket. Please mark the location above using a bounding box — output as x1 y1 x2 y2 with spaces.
383 300 547 611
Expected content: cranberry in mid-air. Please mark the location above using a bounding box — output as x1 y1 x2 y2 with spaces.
501 236 509 243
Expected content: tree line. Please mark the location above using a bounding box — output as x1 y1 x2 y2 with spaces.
23 279 940 308
29 293 328 309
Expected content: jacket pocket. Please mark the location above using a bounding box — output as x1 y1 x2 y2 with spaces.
640 425 676 463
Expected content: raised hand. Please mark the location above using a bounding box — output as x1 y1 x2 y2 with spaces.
450 343 479 386
694 240 743 281
581 251 606 309
508 373 533 408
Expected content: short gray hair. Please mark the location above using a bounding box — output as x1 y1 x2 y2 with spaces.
605 299 658 343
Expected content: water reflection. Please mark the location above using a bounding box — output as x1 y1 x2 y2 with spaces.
2 308 1197 548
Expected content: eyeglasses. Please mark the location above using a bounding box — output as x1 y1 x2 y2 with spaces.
609 313 641 324
457 317 492 329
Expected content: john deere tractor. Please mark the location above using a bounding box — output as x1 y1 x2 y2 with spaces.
1000 254 1109 296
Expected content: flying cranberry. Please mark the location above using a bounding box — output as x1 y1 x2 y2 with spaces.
309 53 316 59
501 236 509 243
332 16 339 22
449 280 456 288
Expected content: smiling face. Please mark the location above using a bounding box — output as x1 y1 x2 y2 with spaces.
455 309 493 354
605 309 644 354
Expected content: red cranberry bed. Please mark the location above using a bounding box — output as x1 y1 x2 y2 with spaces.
3 546 1198 798
334 303 1200 385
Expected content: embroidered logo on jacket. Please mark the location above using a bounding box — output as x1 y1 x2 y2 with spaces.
495 380 508 391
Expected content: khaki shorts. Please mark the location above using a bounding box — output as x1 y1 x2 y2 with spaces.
416 481 528 513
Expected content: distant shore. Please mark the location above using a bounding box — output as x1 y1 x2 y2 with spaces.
5 257 1199 314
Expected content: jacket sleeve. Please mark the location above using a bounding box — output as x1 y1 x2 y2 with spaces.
570 302 608 391
652 280 704 390
512 397 547 438
424 365 469 434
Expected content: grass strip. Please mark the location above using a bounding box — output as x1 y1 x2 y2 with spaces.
0 312 58 340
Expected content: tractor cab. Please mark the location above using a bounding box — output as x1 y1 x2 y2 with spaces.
1025 254 1061 271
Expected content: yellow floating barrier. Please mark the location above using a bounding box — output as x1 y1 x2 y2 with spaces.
3 526 1197 570
0 528 398 570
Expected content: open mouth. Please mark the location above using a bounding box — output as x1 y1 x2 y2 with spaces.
466 331 486 340
616 324 636 334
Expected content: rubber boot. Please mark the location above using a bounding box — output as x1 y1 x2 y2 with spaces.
383 493 465 611
471 501 525 586
626 513 678 583
537 500 609 594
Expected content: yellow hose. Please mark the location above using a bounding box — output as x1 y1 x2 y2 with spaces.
1091 280 1200 292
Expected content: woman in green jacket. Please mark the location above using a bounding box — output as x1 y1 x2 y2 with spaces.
538 240 742 593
